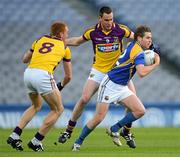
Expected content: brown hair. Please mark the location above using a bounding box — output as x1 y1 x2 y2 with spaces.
99 6 112 17
50 21 67 37
134 25 151 40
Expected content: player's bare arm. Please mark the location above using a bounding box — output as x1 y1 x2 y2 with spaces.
22 50 33 63
66 36 86 46
61 61 72 87
136 53 160 78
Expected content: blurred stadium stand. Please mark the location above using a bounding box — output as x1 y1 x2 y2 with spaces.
0 0 180 105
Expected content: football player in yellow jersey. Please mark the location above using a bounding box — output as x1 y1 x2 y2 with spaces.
59 6 137 148
7 21 72 151
71 25 160 151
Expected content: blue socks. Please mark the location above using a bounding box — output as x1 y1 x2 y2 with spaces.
75 125 93 145
111 112 137 132
74 112 137 145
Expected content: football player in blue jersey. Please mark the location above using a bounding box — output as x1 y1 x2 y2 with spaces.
71 25 160 151
58 6 137 148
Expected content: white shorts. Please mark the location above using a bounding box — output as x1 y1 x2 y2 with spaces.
97 75 134 104
24 68 57 95
88 68 106 84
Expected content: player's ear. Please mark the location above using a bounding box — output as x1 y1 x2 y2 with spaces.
59 32 64 38
137 36 142 43
98 16 102 22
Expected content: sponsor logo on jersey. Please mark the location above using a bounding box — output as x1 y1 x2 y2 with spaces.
95 38 103 41
97 43 119 53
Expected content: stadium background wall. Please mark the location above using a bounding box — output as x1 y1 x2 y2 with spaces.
0 103 180 128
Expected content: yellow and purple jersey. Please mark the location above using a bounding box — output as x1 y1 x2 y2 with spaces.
83 23 131 73
108 41 145 85
28 35 71 74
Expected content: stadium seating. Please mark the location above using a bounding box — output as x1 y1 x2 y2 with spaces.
0 0 180 105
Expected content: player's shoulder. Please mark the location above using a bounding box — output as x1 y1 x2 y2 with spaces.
42 35 64 44
31 35 44 46
39 34 49 39
132 41 143 51
117 23 130 30
126 41 142 53
35 35 50 43
129 41 143 58
33 35 45 42
84 25 96 33
65 46 71 52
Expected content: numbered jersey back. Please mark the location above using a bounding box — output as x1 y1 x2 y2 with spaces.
28 35 66 74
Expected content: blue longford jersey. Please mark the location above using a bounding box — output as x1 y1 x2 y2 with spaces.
108 41 145 85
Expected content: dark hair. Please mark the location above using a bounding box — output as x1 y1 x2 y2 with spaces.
134 25 151 40
99 6 112 17
50 21 67 37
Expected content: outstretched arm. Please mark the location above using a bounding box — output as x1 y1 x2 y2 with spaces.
66 36 86 46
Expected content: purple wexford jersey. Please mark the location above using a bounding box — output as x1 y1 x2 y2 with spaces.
83 23 131 73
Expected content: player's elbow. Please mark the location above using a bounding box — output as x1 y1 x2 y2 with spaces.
137 71 146 78
22 51 32 64
22 58 29 64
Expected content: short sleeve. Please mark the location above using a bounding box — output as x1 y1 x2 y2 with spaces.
63 47 71 62
83 27 94 40
134 52 145 65
30 40 37 52
119 24 131 38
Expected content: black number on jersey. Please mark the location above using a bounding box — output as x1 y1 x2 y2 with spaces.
39 42 54 53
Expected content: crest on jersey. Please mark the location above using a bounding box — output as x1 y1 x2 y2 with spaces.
106 39 110 43
114 37 119 42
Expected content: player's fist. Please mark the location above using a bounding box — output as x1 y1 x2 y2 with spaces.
149 43 161 56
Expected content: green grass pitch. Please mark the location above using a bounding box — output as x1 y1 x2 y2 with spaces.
0 128 180 157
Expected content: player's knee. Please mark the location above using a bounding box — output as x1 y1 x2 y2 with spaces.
55 111 62 118
56 105 64 116
80 94 91 104
94 113 105 125
51 105 64 116
97 116 104 123
136 107 146 118
58 106 64 115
